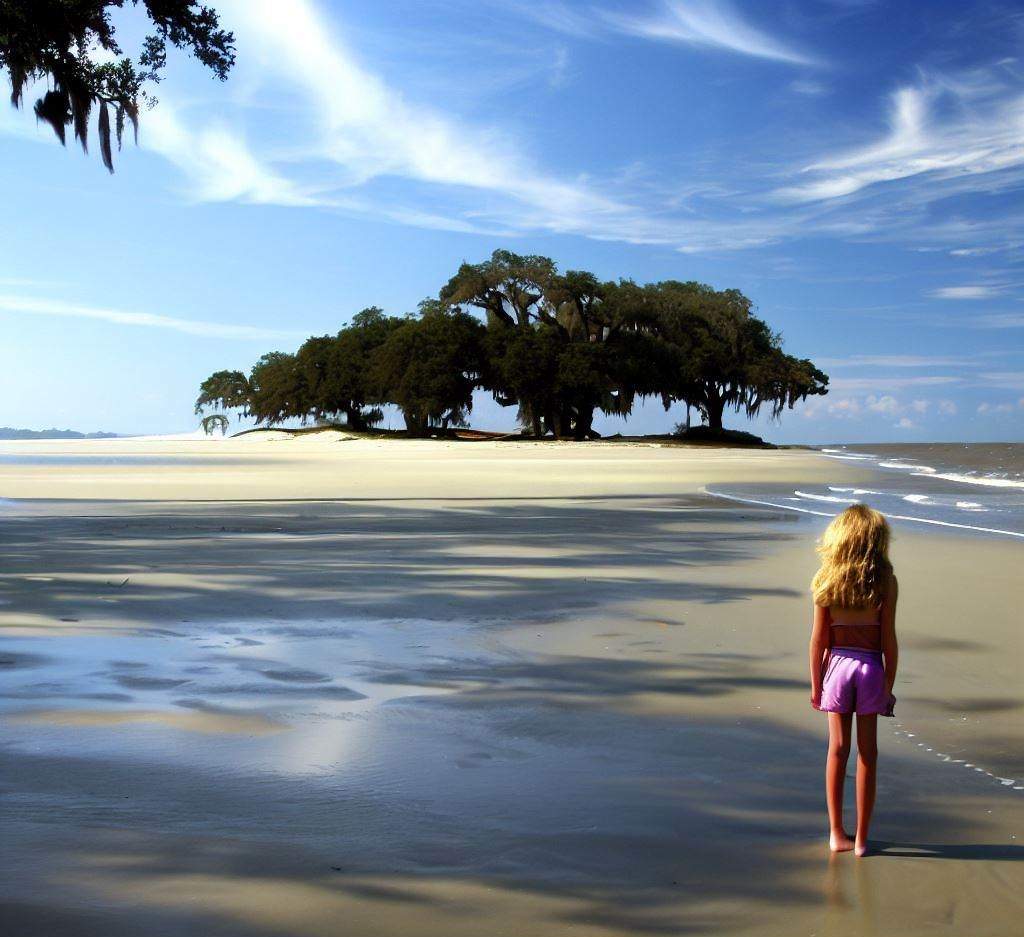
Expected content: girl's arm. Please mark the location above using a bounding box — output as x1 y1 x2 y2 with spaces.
809 604 830 708
881 573 899 695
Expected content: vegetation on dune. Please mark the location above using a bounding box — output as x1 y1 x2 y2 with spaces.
0 1 233 171
196 250 829 440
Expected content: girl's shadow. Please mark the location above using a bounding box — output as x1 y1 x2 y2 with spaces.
874 842 1024 861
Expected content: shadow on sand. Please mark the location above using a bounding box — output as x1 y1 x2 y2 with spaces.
1 496 1021 936
873 842 1024 861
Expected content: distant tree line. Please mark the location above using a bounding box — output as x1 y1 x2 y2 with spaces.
196 250 829 439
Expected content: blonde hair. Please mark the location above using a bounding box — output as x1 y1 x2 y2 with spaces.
811 504 892 609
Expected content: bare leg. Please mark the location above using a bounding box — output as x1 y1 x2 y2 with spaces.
826 712 854 851
855 714 878 857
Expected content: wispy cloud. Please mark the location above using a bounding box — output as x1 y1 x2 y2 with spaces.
143 107 315 207
509 1 603 39
977 371 1024 391
120 0 841 253
602 1 818 66
3 0 1020 260
775 68 1024 202
828 375 961 393
790 78 829 96
948 244 1019 257
142 0 665 244
816 354 966 368
971 312 1024 328
0 295 302 341
929 285 1003 300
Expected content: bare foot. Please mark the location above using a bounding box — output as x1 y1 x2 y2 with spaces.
855 838 869 857
830 830 855 852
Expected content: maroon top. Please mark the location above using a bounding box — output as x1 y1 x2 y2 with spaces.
828 607 882 651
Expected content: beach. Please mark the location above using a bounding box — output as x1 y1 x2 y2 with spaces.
1 435 1021 936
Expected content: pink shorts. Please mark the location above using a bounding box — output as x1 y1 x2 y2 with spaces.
821 648 894 716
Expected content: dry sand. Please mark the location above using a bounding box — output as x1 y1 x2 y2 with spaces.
0 435 1021 936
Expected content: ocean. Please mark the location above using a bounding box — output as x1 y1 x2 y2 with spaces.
708 442 1024 540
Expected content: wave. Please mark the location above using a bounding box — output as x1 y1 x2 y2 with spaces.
902 494 932 504
820 448 876 458
914 470 1024 490
793 490 857 504
704 489 1024 540
825 447 1023 490
956 501 986 512
828 486 882 495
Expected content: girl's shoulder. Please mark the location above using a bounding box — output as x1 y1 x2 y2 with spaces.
882 567 898 606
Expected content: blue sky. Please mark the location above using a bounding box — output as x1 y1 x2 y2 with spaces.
1 0 1022 442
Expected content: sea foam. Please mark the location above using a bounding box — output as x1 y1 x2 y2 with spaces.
794 490 857 504
915 471 1024 490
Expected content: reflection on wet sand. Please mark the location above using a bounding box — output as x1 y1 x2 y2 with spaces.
9 705 284 735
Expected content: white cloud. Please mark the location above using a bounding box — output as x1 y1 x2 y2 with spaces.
929 285 1001 300
866 394 899 415
800 395 861 420
816 354 963 368
790 79 829 97
977 401 1013 414
801 391 974 425
143 107 316 207
775 73 1024 203
949 245 1015 257
602 1 818 66
828 397 862 417
511 1 602 39
219 1 628 222
4 0 1019 259
136 0 743 248
0 294 301 341
970 313 1024 328
977 371 1024 391
829 375 960 393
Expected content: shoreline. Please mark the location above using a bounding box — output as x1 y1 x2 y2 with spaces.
704 486 1024 540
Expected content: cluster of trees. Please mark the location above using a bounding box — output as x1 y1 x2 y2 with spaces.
196 250 829 439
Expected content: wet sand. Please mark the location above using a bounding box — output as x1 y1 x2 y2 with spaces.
1 437 1021 936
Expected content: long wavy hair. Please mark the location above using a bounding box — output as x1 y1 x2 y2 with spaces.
811 504 892 608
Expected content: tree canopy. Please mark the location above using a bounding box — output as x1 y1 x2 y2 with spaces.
1 0 234 171
293 307 403 431
196 250 829 439
369 302 486 435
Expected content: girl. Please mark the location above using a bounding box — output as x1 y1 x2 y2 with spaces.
809 504 898 857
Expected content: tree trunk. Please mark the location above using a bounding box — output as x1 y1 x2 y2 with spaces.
344 405 365 432
403 409 428 436
527 404 543 437
705 392 725 432
558 406 573 439
543 407 563 439
573 404 595 441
